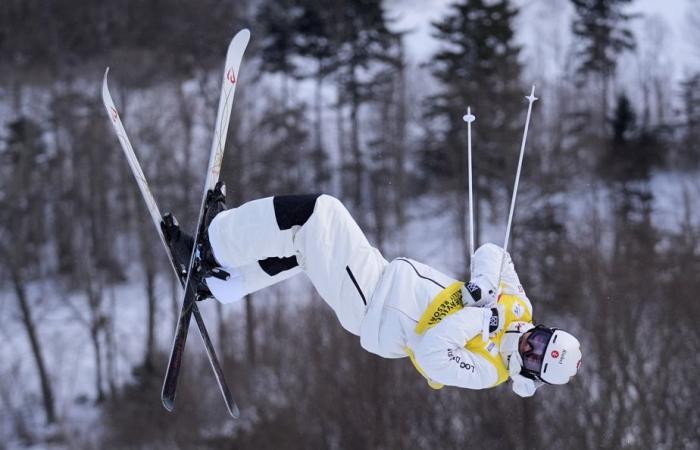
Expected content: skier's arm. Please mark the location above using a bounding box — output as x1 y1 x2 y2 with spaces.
470 243 526 298
413 308 497 389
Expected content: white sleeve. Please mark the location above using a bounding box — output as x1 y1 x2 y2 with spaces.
413 308 497 389
471 243 525 297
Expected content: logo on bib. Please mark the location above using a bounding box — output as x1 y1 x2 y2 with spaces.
512 303 523 318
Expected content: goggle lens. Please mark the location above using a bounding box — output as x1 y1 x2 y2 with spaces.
521 328 553 373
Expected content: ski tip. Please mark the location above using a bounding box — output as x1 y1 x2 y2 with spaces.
231 28 250 49
228 402 241 420
102 70 112 106
161 395 175 412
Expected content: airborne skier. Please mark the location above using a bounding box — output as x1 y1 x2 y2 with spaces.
105 25 577 410
162 187 583 398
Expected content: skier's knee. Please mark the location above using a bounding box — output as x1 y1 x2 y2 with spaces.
272 194 322 230
317 194 344 209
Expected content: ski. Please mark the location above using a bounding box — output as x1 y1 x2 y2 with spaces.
160 29 250 417
102 71 238 417
100 28 250 419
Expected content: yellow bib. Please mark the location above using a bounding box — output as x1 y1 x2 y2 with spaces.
407 282 532 389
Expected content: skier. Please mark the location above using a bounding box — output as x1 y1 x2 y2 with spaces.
162 186 582 397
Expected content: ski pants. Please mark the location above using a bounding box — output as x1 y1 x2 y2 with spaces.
207 194 388 335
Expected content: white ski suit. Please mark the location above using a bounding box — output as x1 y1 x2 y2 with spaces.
207 194 533 391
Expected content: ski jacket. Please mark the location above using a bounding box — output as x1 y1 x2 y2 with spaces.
359 243 533 390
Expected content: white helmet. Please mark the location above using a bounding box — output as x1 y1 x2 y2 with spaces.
520 326 582 385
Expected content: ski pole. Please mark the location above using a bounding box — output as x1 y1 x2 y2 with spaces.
497 86 538 290
462 107 476 272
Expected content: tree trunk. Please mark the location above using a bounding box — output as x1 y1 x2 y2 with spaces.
144 263 157 372
245 294 256 365
394 47 407 229
216 300 227 365
314 70 327 189
85 278 106 403
90 322 105 403
349 65 363 211
336 93 346 197
177 82 194 213
11 271 56 424
105 288 117 399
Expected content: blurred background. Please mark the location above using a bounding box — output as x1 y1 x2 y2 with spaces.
1 0 699 448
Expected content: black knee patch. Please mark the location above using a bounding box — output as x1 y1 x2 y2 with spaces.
259 256 299 276
273 194 321 230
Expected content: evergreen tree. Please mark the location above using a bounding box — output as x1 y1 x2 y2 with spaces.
570 0 636 117
331 0 399 211
294 2 337 189
0 118 56 424
425 0 523 270
678 73 700 169
256 0 305 102
600 94 664 182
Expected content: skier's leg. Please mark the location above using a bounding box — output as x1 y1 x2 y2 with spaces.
205 195 317 303
291 195 388 334
208 194 387 333
206 261 302 304
208 196 308 267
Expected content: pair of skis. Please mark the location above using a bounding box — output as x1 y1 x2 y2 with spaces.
102 29 251 419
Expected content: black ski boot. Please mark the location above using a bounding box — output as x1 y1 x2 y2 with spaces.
160 181 230 300
196 181 230 286
161 213 213 298
161 212 191 281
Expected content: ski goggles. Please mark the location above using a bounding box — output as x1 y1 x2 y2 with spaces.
520 326 554 375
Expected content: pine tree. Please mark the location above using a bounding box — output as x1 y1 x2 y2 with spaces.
293 1 337 188
0 118 56 424
331 0 399 211
426 0 523 271
678 73 700 169
570 0 636 118
600 94 664 182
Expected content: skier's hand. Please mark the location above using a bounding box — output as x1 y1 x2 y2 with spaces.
461 275 497 307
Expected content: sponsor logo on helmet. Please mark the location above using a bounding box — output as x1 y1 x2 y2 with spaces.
558 349 568 365
551 350 560 358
